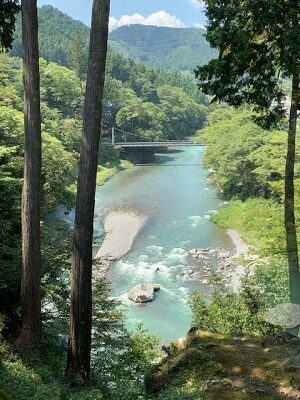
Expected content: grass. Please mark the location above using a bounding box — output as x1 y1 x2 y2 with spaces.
0 351 62 400
96 159 132 186
148 330 300 400
0 343 104 400
211 198 287 257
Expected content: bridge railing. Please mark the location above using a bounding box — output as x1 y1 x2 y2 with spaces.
100 127 204 146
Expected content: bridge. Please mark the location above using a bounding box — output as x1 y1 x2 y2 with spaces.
101 127 205 147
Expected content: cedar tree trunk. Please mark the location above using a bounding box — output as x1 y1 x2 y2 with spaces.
285 65 300 308
66 0 110 384
15 0 42 352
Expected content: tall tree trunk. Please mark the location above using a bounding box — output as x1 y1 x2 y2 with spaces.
15 0 42 352
285 65 300 309
66 0 110 384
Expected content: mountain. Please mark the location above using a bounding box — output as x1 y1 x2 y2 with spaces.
11 6 217 74
11 5 90 67
109 25 218 74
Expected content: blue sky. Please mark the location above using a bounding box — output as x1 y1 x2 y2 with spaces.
37 0 206 30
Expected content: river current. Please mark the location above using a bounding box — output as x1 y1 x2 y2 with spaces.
56 147 234 343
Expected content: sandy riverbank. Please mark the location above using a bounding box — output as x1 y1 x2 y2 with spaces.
227 229 250 256
226 229 255 292
95 209 147 261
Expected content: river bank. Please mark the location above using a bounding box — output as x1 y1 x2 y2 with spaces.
96 159 132 186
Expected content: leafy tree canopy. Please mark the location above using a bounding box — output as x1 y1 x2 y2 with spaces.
0 0 20 50
195 0 299 127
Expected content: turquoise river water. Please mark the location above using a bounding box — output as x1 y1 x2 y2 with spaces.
56 147 235 343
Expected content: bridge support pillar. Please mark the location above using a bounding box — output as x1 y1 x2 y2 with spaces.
111 127 115 145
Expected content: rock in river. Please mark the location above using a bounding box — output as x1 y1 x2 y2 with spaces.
153 284 161 292
128 283 160 303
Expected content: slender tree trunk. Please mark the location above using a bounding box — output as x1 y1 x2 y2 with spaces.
285 65 300 308
15 0 42 352
66 0 110 384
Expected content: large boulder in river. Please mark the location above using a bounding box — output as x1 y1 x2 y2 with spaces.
128 283 160 303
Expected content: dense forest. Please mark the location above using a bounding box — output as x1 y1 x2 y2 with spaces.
194 106 297 299
10 5 91 67
109 24 217 74
11 5 217 75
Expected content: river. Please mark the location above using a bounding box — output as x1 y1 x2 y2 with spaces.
57 147 235 343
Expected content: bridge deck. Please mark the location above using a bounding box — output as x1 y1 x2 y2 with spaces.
113 141 205 147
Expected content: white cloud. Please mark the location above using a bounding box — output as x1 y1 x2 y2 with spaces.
145 11 185 28
109 13 144 31
189 0 205 9
109 10 185 31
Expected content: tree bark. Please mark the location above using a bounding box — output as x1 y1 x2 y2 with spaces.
66 0 110 384
285 65 300 308
15 0 42 352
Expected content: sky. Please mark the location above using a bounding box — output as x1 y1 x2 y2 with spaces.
37 0 207 31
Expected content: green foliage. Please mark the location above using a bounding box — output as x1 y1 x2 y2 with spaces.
68 28 88 79
40 61 83 117
10 6 210 104
189 272 283 336
189 254 291 338
157 85 207 139
115 90 165 139
190 104 300 341
41 220 72 319
0 337 104 400
195 0 298 127
11 6 216 74
109 24 217 73
41 133 77 212
0 18 208 342
111 80 208 141
190 291 255 335
0 261 158 400
0 104 23 336
9 6 210 142
249 258 289 308
195 108 270 199
11 5 90 67
0 0 20 50
92 280 160 400
195 107 299 201
0 361 61 400
96 142 133 186
0 54 79 335
212 198 287 256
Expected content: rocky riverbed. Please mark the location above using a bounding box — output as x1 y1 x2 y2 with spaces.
94 208 257 299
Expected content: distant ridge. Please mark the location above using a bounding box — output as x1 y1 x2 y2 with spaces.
11 6 217 74
109 24 217 74
11 5 90 66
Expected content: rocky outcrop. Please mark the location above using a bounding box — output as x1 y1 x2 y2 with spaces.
128 283 161 303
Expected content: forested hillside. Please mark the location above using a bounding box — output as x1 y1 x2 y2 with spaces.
109 25 217 74
10 5 209 146
194 105 300 273
11 5 90 67
10 5 216 75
